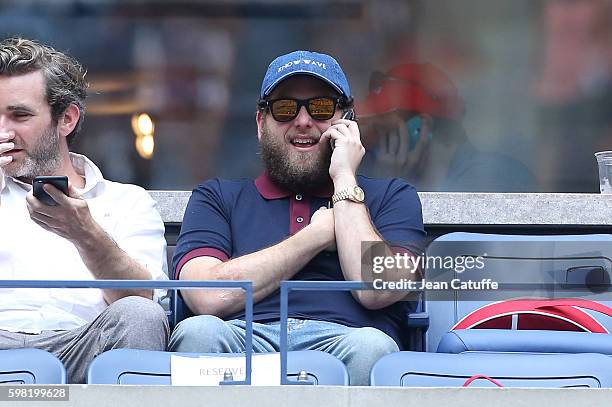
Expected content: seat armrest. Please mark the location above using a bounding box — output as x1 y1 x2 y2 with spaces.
406 311 429 330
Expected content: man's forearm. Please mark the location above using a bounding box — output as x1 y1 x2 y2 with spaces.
181 222 329 317
333 176 418 309
73 222 154 303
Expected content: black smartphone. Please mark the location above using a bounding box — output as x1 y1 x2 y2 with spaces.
331 109 356 150
342 109 355 121
32 176 68 206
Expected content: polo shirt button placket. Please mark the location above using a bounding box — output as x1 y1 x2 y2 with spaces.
296 216 304 223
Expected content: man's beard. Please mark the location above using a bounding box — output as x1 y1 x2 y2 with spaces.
259 123 332 193
6 124 62 181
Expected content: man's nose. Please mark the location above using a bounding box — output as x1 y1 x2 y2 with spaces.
293 106 313 127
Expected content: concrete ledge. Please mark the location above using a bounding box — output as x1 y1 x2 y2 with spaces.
14 385 612 407
149 191 612 226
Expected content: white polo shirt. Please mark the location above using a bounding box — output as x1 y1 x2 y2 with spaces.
0 153 168 333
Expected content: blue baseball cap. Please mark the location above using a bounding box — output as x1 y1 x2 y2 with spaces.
260 50 352 100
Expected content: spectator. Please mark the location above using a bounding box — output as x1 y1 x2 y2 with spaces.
170 50 425 385
358 63 536 192
0 37 169 383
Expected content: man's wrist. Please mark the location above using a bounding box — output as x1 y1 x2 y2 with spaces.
332 173 357 191
71 221 107 252
302 222 334 251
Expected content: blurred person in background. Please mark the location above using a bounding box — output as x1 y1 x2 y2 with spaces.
358 63 536 192
0 37 168 383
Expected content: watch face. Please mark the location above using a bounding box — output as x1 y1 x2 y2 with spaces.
353 186 365 202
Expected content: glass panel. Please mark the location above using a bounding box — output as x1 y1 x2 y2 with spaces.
2 0 610 192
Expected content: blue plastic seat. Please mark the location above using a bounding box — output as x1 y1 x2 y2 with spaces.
438 329 612 354
0 349 66 384
424 232 612 352
370 351 612 387
87 349 348 385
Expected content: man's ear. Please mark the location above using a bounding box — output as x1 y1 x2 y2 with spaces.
256 110 264 142
57 104 80 139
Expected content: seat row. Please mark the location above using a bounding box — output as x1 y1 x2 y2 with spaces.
4 347 612 387
3 232 612 387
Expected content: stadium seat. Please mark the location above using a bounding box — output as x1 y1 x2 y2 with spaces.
424 232 612 352
369 351 612 387
438 329 612 354
0 349 66 384
87 349 348 385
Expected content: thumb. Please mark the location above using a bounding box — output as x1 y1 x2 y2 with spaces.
67 182 82 199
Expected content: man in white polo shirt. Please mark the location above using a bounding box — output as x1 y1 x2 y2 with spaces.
0 37 169 383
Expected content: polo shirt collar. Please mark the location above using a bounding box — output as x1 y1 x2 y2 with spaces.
254 172 334 199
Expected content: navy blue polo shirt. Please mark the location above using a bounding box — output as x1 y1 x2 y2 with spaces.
173 173 426 345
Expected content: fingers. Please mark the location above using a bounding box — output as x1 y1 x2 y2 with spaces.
28 213 65 237
387 130 400 154
326 121 363 150
0 131 15 143
0 142 15 154
412 127 430 154
67 183 82 199
27 183 73 215
395 121 410 162
26 192 57 216
42 183 71 206
28 208 55 225
0 155 13 167
332 118 359 132
319 132 331 145
0 136 15 167
322 126 344 144
26 193 57 223
328 122 352 139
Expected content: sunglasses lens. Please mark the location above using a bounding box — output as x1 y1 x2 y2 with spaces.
271 99 298 122
308 98 336 120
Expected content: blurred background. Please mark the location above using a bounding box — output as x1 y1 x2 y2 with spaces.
2 0 611 192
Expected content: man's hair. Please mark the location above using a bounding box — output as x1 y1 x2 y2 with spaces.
0 37 88 145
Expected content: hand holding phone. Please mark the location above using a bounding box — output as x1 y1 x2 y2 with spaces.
331 109 356 150
32 176 69 206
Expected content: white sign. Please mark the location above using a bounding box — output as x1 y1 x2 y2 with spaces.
170 354 282 386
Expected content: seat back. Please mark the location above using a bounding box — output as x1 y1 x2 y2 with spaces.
424 232 612 352
0 349 66 384
87 349 348 385
370 351 612 387
438 329 612 354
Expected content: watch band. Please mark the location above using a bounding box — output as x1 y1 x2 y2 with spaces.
332 189 352 204
332 185 365 204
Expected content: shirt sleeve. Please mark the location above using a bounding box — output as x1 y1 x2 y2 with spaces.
371 178 426 252
173 179 232 279
113 186 168 299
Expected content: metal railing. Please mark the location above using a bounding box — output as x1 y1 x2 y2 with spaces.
0 279 254 386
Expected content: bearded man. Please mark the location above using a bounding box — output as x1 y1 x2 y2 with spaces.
170 51 425 385
0 37 169 383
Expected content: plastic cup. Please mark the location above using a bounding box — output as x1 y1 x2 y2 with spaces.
595 151 612 193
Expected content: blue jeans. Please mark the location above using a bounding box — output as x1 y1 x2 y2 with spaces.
168 316 399 385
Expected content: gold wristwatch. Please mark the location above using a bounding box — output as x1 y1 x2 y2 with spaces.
332 185 365 204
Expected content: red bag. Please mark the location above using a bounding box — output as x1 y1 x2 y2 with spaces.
452 299 612 333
